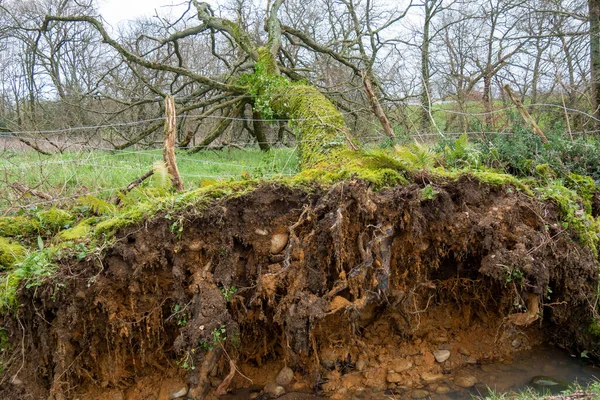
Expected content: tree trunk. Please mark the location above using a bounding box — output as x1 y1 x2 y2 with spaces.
420 8 432 133
252 110 270 151
589 0 600 129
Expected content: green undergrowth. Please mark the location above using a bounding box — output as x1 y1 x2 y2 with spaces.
0 140 599 312
479 380 600 399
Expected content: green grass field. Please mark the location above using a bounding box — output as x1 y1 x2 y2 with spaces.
0 147 299 212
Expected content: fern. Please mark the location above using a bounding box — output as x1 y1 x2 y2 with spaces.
394 142 437 170
77 194 115 215
152 161 172 191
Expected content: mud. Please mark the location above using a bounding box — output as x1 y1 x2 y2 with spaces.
1 176 599 399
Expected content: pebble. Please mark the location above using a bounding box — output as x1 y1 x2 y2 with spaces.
387 372 403 383
511 339 522 348
421 372 444 383
270 233 289 254
394 358 413 372
276 366 294 386
356 359 367 371
264 382 286 397
435 384 451 394
433 350 450 363
170 385 189 399
249 392 260 399
411 389 430 399
320 348 337 369
458 347 470 356
455 374 478 388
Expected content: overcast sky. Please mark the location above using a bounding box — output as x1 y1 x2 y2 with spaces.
97 0 190 26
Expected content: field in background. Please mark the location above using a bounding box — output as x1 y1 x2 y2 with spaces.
0 147 298 213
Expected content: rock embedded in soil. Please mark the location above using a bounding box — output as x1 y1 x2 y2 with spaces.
393 358 413 372
386 372 403 383
264 382 286 397
170 384 189 399
454 374 478 388
435 384 452 394
421 372 444 383
270 233 289 254
433 350 450 363
458 347 470 356
276 366 294 386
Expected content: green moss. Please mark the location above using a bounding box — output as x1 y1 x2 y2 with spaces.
95 203 156 236
58 218 98 241
588 321 600 339
0 216 41 237
290 150 408 189
565 173 598 213
470 170 534 195
36 208 74 232
537 181 599 255
0 208 74 238
0 237 26 270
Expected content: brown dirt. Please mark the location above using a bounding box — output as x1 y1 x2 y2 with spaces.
1 176 598 399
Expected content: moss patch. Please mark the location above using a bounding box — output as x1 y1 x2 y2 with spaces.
0 237 26 270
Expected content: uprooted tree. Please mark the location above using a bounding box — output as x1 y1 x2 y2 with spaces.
43 0 362 164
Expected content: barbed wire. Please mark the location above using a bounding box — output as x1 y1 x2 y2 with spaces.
2 102 599 137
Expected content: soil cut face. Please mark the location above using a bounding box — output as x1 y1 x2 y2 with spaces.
1 176 598 399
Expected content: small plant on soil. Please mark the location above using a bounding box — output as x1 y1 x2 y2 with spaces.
220 285 237 302
421 184 438 200
199 325 227 351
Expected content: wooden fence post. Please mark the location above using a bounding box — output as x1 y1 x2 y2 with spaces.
164 95 184 191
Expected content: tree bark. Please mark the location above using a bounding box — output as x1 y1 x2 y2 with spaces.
362 72 395 139
589 0 600 129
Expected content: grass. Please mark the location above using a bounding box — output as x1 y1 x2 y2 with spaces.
0 147 298 212
479 380 600 399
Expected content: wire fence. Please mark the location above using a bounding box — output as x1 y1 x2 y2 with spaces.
1 101 599 214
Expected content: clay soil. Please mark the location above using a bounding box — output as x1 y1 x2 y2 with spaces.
1 176 599 399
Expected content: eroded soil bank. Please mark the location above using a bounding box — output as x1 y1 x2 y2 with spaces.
1 177 599 399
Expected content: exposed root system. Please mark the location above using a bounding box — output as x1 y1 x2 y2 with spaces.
2 177 598 399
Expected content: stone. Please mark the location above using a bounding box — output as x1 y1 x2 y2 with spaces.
386 372 403 383
276 366 294 386
264 382 286 397
411 389 430 399
394 358 413 373
421 372 444 383
455 374 477 388
356 359 367 371
433 350 450 363
321 348 337 369
511 338 522 348
170 384 189 399
270 233 289 254
435 384 451 394
530 375 566 390
458 347 470 356
249 392 260 399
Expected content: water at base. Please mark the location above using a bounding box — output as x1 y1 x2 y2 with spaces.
225 345 600 399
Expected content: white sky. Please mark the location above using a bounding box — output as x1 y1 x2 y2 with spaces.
97 0 189 26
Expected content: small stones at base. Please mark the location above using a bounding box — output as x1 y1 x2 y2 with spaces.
275 366 294 386
386 372 403 383
393 358 413 373
455 374 478 388
458 347 470 356
170 384 188 399
435 384 452 394
433 350 450 363
264 382 286 397
421 372 444 383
